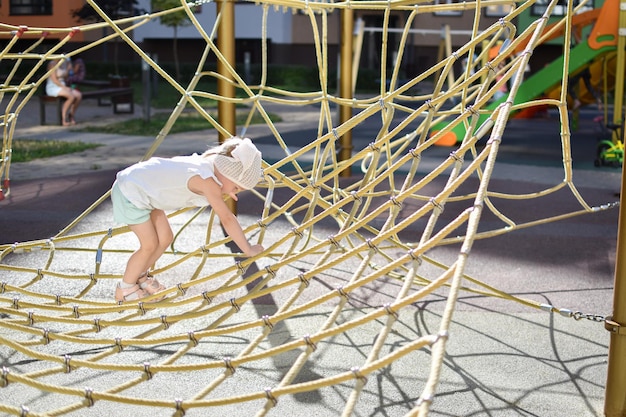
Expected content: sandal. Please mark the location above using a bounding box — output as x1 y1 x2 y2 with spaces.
138 275 166 299
115 283 148 303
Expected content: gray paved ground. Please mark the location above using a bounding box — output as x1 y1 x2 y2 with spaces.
0 97 623 416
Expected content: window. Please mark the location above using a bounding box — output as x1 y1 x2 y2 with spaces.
531 0 594 16
434 0 462 16
485 4 514 17
10 0 52 15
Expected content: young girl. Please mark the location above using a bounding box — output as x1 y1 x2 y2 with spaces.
111 136 265 302
45 57 82 126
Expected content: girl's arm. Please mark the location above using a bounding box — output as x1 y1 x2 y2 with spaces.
48 61 60 85
192 176 263 257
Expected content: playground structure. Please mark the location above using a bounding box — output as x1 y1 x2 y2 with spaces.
0 0 625 416
429 0 625 147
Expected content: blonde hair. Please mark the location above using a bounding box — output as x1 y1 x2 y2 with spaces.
202 137 240 158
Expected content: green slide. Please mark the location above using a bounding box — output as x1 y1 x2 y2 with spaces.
432 40 615 145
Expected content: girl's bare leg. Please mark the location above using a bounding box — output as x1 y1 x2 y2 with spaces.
68 90 82 124
122 219 161 286
60 92 75 125
142 210 174 275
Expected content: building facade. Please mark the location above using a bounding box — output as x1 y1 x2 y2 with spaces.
0 0 601 79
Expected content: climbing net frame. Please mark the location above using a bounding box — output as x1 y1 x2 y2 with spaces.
0 0 619 416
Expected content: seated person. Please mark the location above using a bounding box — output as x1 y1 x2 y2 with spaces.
568 67 602 111
45 57 82 126
67 55 86 86
568 30 602 111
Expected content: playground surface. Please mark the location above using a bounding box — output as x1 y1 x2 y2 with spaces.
0 98 623 416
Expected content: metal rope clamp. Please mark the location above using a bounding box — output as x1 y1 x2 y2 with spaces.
604 315 625 335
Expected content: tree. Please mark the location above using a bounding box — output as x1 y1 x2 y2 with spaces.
151 0 193 80
72 0 146 75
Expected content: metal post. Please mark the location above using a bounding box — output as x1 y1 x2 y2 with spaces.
604 1 626 415
244 51 251 84
217 0 236 140
352 18 365 94
217 0 237 212
151 53 159 98
142 58 151 123
339 8 354 177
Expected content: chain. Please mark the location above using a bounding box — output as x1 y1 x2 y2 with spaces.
541 304 607 323
555 307 621 333
571 311 607 322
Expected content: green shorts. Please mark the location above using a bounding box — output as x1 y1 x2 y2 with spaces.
111 182 151 225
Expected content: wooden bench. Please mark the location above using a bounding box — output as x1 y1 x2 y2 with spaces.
77 79 111 88
39 86 134 125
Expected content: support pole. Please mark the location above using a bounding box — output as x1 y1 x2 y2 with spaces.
339 8 354 177
605 1 626 415
352 18 364 94
611 0 626 133
216 0 237 212
435 25 453 91
141 58 151 123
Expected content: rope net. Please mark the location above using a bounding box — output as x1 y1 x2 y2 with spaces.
0 0 617 416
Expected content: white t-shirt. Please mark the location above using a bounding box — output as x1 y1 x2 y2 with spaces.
115 154 221 211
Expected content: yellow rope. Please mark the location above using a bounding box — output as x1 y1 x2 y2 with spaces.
0 0 617 415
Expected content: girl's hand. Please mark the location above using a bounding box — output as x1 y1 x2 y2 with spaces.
246 244 264 257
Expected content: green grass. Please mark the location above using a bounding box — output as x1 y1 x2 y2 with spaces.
11 139 101 163
78 110 281 136
144 81 221 109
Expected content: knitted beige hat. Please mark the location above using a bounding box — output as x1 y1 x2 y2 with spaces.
213 137 263 190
